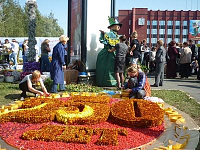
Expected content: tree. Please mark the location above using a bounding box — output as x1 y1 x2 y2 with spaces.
0 0 64 37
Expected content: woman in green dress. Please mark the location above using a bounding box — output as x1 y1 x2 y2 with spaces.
96 17 122 87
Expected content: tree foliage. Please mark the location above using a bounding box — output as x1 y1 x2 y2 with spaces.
0 0 64 37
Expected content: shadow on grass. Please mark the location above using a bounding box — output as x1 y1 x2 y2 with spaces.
5 94 21 100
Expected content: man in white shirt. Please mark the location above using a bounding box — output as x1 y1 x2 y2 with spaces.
10 39 19 69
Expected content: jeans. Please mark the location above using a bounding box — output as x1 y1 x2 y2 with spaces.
51 84 65 93
10 52 18 69
41 54 50 72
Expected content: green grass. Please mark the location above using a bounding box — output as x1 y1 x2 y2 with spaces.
152 90 200 126
0 82 21 105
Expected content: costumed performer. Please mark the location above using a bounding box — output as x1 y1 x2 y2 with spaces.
96 17 122 86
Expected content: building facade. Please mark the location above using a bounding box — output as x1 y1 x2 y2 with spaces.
118 8 200 48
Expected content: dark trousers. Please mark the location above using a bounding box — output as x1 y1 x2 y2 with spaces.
19 81 35 98
180 63 191 78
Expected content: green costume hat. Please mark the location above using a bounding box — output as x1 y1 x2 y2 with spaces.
107 16 122 28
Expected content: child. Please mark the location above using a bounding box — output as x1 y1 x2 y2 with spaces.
124 64 151 99
108 35 128 89
19 70 50 100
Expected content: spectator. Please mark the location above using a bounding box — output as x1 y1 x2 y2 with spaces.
197 46 200 80
149 46 156 72
3 39 12 64
41 39 50 72
179 42 192 79
129 31 140 64
19 70 50 100
140 39 147 65
10 39 19 70
108 35 128 89
152 40 166 87
189 39 198 61
166 41 179 79
50 35 69 93
22 40 28 69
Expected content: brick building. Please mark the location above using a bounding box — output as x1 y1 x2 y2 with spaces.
118 8 200 48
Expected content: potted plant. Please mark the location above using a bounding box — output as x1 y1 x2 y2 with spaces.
4 71 14 83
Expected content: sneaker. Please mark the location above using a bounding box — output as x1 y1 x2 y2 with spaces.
20 97 25 101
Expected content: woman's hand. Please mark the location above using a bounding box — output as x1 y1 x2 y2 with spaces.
39 91 44 96
126 89 132 93
44 92 50 97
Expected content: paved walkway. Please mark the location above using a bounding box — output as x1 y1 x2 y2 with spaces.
147 73 200 103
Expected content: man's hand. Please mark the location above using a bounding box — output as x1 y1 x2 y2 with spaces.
62 65 66 70
99 30 105 34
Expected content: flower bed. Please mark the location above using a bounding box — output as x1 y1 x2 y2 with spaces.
0 95 165 150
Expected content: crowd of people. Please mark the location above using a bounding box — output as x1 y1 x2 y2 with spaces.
96 17 200 99
0 35 69 100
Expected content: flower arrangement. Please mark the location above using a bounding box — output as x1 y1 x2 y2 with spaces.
65 84 103 93
22 125 127 145
110 99 164 128
4 71 13 76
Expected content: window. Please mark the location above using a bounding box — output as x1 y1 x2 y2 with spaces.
159 29 165 34
129 28 131 35
147 38 149 43
183 38 188 42
151 38 157 44
159 34 165 38
183 29 188 35
175 21 180 26
183 21 187 26
167 38 172 43
152 29 157 34
147 20 150 29
167 21 173 26
152 20 157 29
147 29 150 34
159 20 165 26
152 20 157 25
151 34 157 38
167 35 172 38
167 29 172 35
175 29 180 35
129 20 131 25
175 38 180 43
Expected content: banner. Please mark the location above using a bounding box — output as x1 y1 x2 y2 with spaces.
189 20 200 40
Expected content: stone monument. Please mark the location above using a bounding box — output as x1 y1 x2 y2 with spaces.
26 0 37 62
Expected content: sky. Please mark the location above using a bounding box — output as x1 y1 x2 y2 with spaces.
19 0 200 35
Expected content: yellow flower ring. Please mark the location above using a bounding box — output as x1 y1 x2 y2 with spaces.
110 99 164 128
